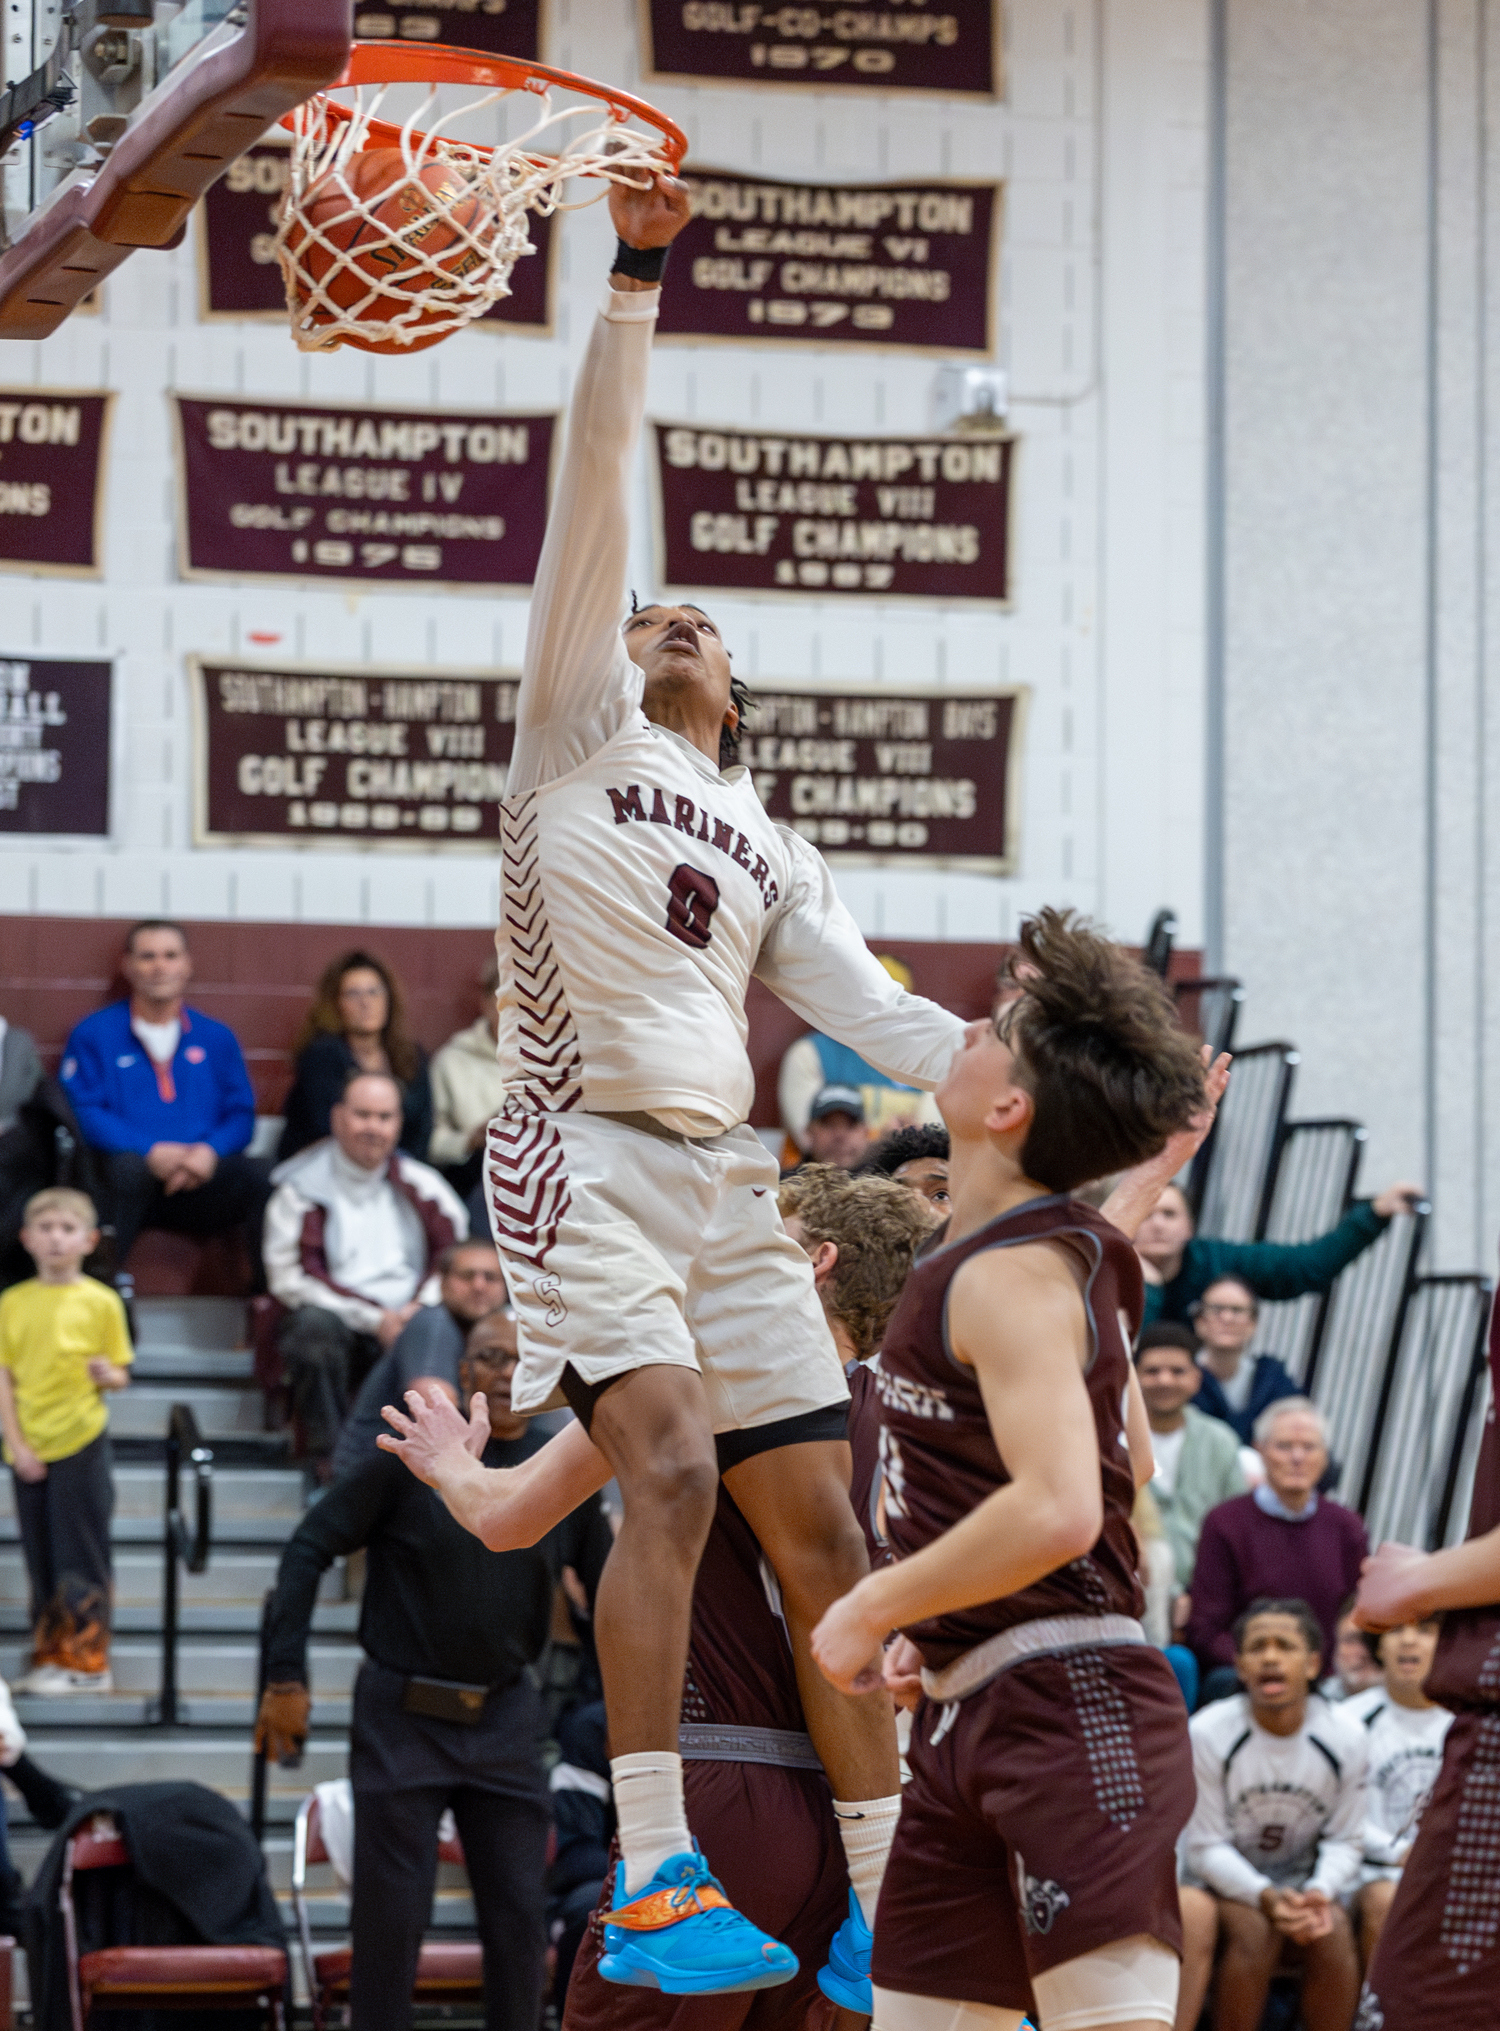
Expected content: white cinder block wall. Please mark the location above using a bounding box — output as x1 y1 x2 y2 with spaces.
0 0 1208 955
1218 0 1500 1267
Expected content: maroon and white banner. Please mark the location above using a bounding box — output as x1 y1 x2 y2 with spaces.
643 0 1000 96
198 139 554 331
743 684 1022 870
174 396 555 590
658 169 997 354
652 421 1014 602
191 660 519 848
351 0 540 56
0 392 112 578
0 657 112 834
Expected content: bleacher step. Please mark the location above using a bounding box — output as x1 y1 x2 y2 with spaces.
110 1384 268 1440
0 1548 338 1607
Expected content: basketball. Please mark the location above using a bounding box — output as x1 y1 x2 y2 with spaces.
281 148 491 355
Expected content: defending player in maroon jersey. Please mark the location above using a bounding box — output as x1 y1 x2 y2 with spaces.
1352 1253 1500 2029
811 908 1212 2031
378 1166 937 2031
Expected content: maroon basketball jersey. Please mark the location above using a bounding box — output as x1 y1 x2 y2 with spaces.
1425 1281 1500 1709
682 1363 884 1729
876 1192 1146 1669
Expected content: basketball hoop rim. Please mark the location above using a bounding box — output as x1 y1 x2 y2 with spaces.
281 41 687 170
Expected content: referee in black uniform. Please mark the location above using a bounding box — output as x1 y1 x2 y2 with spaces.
255 1308 611 2031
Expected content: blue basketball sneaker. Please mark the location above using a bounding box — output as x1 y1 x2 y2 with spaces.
817 1889 873 2013
599 1848 799 1995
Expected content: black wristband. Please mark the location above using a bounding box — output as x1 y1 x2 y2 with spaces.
611 238 669 283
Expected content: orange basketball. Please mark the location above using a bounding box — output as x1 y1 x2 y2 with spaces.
283 148 491 356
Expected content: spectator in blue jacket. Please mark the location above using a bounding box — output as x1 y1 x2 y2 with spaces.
1190 1275 1301 1443
59 923 271 1282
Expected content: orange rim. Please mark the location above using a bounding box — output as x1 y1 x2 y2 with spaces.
281 41 687 169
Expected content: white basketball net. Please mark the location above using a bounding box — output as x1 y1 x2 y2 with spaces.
275 80 672 352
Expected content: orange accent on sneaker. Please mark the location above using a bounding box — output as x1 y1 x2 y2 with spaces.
608 1881 736 1933
54 1613 109 1677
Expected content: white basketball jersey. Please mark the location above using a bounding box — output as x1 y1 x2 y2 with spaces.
1344 1685 1452 1865
1183 1693 1367 1902
496 287 965 1134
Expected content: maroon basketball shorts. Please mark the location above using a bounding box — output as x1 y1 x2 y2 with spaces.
1360 1706 1500 2030
564 1758 850 2031
871 1643 1195 2014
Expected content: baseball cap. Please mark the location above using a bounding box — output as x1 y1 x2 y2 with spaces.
809 1083 865 1123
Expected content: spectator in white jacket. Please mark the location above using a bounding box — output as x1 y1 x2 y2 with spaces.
1177 1598 1365 2031
1344 1615 1451 1962
427 958 506 1216
264 1071 466 1474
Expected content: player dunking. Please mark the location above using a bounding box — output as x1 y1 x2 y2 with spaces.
1352 1246 1500 2029
484 171 964 1994
811 909 1208 2031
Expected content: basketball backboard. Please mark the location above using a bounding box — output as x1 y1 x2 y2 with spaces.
0 0 350 339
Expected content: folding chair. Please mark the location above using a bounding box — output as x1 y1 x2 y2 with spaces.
61 1815 287 2031
291 1792 483 2031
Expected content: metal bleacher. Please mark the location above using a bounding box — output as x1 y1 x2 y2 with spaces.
1178 975 1492 1552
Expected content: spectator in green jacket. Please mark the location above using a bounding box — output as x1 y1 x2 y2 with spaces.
1137 1324 1247 1593
1133 1178 1424 1329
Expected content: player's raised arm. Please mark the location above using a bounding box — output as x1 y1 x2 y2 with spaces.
379 1388 613 1550
754 836 966 1089
509 172 691 793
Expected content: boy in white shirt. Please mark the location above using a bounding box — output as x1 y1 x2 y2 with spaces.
1343 1615 1450 1960
1178 1598 1364 2031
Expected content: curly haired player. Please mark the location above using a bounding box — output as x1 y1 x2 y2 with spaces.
812 909 1209 2031
479 170 964 1997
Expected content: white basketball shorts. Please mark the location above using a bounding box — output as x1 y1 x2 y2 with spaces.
482 1103 849 1434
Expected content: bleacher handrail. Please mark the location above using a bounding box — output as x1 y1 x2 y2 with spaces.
150 1402 213 1727
1357 1272 1492 1546
1191 1041 1298 1239
1251 1118 1366 1384
1305 1207 1426 1501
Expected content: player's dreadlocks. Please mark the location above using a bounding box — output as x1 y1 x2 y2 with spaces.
723 672 752 771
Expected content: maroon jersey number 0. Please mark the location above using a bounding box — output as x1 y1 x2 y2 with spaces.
666 863 721 949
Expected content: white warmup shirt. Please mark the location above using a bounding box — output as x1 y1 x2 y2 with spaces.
1344 1684 1453 1876
1182 1693 1367 1904
498 286 966 1134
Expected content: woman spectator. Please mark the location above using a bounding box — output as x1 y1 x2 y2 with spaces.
276 952 433 1163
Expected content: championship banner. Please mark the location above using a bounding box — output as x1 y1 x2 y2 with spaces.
191 659 518 848
0 392 112 578
658 169 998 354
0 656 112 834
351 0 541 57
652 421 1013 602
744 683 1023 870
198 138 555 331
174 396 556 591
641 0 1000 96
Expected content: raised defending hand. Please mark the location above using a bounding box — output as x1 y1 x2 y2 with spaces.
1353 1540 1433 1632
378 1383 488 1485
609 169 691 251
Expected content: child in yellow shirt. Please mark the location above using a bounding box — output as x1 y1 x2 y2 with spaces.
0 1189 131 1694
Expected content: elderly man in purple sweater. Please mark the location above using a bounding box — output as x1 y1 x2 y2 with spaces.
1186 1398 1367 1704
